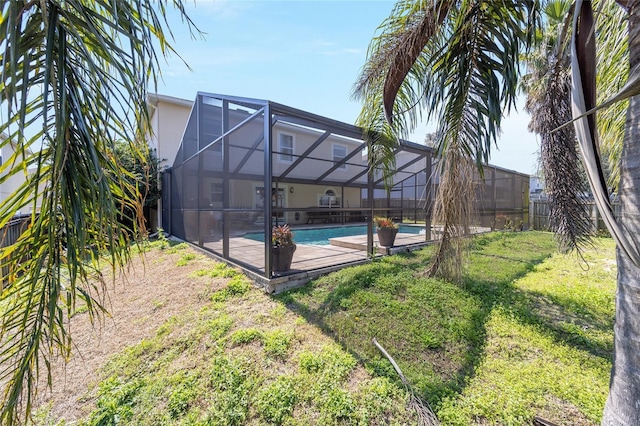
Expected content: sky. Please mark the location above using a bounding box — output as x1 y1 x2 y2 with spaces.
156 0 540 175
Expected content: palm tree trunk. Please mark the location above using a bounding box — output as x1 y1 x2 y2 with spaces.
602 2 640 424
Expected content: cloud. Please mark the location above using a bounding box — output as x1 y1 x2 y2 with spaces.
321 47 363 56
312 38 336 48
159 44 277 81
309 38 362 56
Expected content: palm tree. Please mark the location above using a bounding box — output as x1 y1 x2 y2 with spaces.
354 0 538 279
572 1 640 423
523 0 629 254
355 0 640 424
0 2 195 424
594 1 629 190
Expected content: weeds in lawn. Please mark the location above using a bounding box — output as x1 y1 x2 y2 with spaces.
210 275 252 302
254 376 298 423
263 329 293 359
279 231 615 425
190 263 238 279
165 242 189 254
59 257 414 426
229 328 263 345
39 232 614 426
167 372 198 418
176 252 197 266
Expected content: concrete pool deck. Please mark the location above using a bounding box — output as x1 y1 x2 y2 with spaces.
196 225 491 293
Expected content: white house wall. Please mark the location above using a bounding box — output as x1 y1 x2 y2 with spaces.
146 94 193 231
0 140 39 214
149 97 193 168
272 123 368 181
148 97 370 183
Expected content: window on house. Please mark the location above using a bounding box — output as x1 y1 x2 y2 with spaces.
279 133 294 162
333 144 347 169
211 182 223 204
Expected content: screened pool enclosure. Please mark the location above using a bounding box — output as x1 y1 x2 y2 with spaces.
161 93 529 280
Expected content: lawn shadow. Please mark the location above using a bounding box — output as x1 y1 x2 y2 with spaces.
462 276 614 360
275 232 613 411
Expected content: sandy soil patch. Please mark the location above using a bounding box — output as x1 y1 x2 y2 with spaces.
34 246 231 420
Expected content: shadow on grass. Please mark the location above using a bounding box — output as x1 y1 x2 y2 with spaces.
461 234 614 360
275 232 613 408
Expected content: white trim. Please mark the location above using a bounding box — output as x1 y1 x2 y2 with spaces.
332 142 348 170
147 93 194 108
277 131 295 164
210 181 223 205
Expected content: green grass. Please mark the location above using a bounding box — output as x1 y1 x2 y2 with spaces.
176 252 197 266
278 231 615 425
38 231 615 425
49 246 416 425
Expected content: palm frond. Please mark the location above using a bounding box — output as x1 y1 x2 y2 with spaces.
355 0 538 280
353 0 451 123
523 0 593 253
0 2 197 424
529 68 593 252
595 1 628 190
353 0 452 186
421 0 537 278
427 0 537 171
426 139 475 281
571 0 640 266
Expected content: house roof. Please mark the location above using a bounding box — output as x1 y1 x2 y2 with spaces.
147 93 193 108
146 93 194 119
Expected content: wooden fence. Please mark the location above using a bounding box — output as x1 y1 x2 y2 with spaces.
530 201 620 234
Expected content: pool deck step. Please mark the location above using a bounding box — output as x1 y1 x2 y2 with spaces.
329 233 430 254
328 235 368 250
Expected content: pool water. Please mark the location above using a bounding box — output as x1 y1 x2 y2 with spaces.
244 224 425 246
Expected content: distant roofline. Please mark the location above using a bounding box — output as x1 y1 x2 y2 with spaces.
0 132 34 155
147 93 194 108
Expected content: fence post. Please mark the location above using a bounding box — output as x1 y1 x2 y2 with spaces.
530 202 535 230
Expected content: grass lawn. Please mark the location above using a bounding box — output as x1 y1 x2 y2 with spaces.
34 231 615 425
278 231 615 425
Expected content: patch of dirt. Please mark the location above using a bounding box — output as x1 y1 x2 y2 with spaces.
535 395 596 426
34 246 232 421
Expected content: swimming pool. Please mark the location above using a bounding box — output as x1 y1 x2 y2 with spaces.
244 224 426 246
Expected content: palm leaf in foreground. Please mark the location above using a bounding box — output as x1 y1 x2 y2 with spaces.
570 0 640 265
595 0 628 190
0 2 196 424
